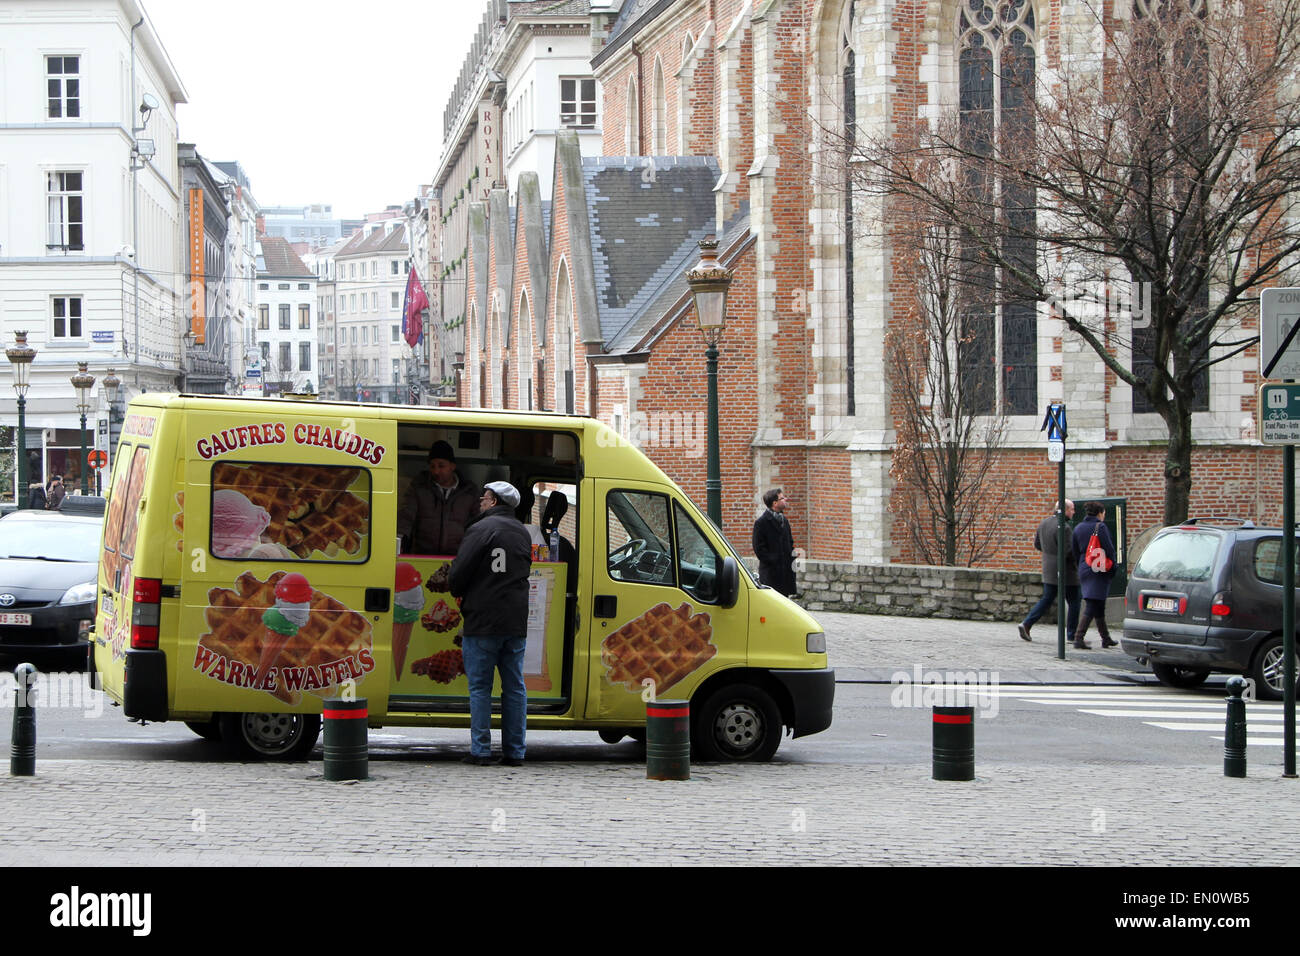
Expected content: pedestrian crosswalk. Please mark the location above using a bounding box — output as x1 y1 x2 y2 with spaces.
990 683 1294 747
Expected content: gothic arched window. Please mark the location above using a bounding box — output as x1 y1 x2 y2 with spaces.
957 0 1037 416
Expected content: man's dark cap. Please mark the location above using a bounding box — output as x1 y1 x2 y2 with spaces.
428 440 456 463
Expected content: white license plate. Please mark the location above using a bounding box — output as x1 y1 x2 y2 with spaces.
1146 597 1177 613
0 613 32 626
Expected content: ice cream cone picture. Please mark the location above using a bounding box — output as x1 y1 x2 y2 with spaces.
393 562 424 677
212 489 272 559
258 571 313 687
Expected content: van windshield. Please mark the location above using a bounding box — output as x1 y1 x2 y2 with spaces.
1131 530 1219 582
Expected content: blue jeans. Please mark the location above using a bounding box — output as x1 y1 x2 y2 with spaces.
1023 583 1081 638
461 635 527 759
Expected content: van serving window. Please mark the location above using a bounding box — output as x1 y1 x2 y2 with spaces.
208 462 372 563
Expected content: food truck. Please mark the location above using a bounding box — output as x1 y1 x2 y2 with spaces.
91 394 833 761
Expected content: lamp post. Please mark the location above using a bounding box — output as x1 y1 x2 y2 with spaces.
6 332 37 508
70 361 96 495
685 236 733 528
102 368 121 487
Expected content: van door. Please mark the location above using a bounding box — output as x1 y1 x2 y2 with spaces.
587 480 746 720
176 412 395 716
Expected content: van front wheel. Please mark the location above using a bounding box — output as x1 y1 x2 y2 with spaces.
692 685 782 762
220 712 321 761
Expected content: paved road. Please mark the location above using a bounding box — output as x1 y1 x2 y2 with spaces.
2 611 1294 869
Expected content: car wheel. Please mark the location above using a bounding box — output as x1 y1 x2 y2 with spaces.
1151 662 1211 690
692 684 782 762
1251 636 1295 702
219 712 321 761
184 719 222 742
597 728 626 744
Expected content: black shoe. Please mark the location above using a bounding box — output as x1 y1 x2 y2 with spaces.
500 757 524 767
1018 623 1032 642
460 755 494 766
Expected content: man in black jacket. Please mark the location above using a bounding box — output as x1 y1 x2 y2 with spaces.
752 488 797 596
448 480 533 766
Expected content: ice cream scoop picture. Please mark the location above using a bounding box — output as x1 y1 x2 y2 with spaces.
257 571 313 681
212 489 272 558
393 562 424 676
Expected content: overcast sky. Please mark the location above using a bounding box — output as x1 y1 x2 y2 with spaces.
144 0 492 220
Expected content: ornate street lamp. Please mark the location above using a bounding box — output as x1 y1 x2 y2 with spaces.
685 236 733 528
70 361 95 495
5 332 37 508
102 367 121 486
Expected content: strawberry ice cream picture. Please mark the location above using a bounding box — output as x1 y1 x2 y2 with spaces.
392 562 424 676
212 489 272 558
258 571 313 682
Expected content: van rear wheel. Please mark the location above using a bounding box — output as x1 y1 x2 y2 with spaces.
220 712 321 761
692 684 782 762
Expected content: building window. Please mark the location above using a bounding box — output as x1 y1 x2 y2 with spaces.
652 58 667 154
46 171 84 251
391 291 400 309
391 260 400 275
350 264 356 279
300 342 312 371
279 304 290 330
362 326 368 345
371 261 378 278
299 305 310 329
957 0 1038 416
372 291 378 311
279 342 291 372
46 56 80 119
298 283 309 290
278 283 290 290
561 77 597 129
260 342 270 363
258 283 269 290
258 305 270 330
350 327 357 345
391 325 400 343
52 296 83 338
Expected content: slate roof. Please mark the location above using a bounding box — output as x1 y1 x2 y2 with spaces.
508 0 592 15
336 220 408 259
591 0 674 67
606 208 750 354
257 236 313 277
582 155 722 347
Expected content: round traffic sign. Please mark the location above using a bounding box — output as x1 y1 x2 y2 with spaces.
87 450 108 469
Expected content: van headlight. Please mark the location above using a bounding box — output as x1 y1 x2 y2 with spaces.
59 582 98 606
806 631 826 653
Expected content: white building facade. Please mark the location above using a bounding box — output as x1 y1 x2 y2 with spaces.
0 0 187 497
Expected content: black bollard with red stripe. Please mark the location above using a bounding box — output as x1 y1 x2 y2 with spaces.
323 698 369 781
932 706 975 781
646 699 690 780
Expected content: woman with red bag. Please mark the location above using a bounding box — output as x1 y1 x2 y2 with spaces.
1070 501 1118 649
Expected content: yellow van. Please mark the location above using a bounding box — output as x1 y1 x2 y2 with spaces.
91 394 833 761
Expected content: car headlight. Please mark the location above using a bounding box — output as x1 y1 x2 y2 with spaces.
806 631 826 654
59 582 97 606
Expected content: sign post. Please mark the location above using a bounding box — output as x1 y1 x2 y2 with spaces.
1042 403 1068 661
1259 287 1299 778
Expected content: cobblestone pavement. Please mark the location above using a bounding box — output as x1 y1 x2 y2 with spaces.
2 757 1291 866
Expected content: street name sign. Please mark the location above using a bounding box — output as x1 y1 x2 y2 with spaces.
1260 288 1300 379
1258 382 1300 444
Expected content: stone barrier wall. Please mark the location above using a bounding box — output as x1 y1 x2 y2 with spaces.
783 560 1051 623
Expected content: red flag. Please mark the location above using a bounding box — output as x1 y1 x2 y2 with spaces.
402 266 428 348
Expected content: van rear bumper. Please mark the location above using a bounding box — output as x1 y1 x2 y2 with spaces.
123 649 168 721
771 668 835 738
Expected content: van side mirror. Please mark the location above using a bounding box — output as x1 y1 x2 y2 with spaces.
718 556 739 609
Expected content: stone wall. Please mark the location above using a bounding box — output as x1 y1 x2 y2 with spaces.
791 559 1047 623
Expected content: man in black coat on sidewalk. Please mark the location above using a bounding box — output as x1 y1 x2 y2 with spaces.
448 480 533 766
752 488 797 597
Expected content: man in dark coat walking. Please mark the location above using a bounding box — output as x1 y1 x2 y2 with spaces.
1017 499 1080 642
448 480 533 765
752 488 797 596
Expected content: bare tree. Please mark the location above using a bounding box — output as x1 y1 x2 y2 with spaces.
847 0 1300 524
887 210 1017 565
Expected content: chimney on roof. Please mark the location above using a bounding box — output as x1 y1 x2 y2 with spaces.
256 214 266 237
